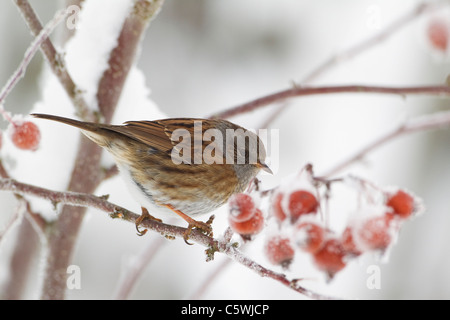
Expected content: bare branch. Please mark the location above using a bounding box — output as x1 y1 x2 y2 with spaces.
0 209 41 300
209 84 450 119
13 0 94 121
302 1 447 83
112 236 166 300
322 110 450 177
0 7 69 119
258 1 448 127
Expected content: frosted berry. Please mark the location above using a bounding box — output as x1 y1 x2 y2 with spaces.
271 190 319 224
10 121 41 151
356 213 394 251
341 226 362 256
228 193 256 222
271 192 287 222
427 18 449 52
288 190 319 223
265 235 295 268
229 208 264 237
386 190 414 219
313 238 346 279
228 194 264 237
294 221 325 253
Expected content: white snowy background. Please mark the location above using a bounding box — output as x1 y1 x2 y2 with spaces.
0 0 449 299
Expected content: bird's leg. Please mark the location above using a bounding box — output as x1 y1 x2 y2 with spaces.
135 207 163 236
162 204 214 244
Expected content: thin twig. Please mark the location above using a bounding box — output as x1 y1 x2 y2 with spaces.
322 110 450 177
0 206 41 300
0 160 46 233
209 84 450 119
221 244 336 300
0 7 69 120
302 1 446 83
112 236 166 300
0 160 45 300
13 0 94 121
254 1 448 127
187 257 233 300
187 226 236 300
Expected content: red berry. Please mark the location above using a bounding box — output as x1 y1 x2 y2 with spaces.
228 193 256 222
294 221 325 253
271 190 319 224
313 239 346 279
10 121 41 151
341 226 362 256
288 190 319 222
386 190 414 219
427 18 449 52
356 214 394 251
229 206 264 237
265 236 295 268
271 192 287 222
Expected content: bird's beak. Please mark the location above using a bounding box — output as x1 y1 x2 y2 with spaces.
257 162 273 174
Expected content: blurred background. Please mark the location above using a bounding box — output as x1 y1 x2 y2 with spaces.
0 0 449 299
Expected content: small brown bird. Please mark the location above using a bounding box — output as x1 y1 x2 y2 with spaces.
32 113 271 242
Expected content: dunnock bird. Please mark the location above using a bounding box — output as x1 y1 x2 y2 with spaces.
32 113 271 242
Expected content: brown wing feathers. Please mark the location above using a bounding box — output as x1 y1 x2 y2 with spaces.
31 114 206 155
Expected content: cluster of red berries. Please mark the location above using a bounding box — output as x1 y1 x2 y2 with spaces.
0 118 41 152
228 193 265 240
228 171 422 280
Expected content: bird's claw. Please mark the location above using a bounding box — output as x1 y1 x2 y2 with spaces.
183 215 215 245
135 207 163 236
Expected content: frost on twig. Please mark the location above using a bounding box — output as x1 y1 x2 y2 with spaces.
13 0 93 121
0 8 69 116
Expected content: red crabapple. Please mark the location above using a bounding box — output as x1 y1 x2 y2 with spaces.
427 18 449 52
264 235 295 269
272 190 319 224
294 221 325 253
228 193 264 237
288 190 319 222
356 213 395 251
386 190 414 219
228 193 256 222
312 238 346 279
10 121 41 151
229 208 264 237
271 192 287 222
341 226 362 256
